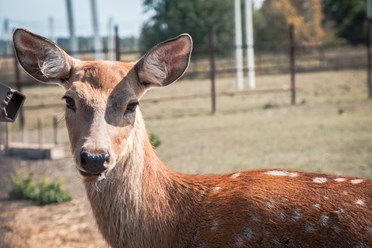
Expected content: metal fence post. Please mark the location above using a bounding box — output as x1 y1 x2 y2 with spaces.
115 25 121 61
368 19 372 99
208 24 217 114
289 24 296 105
53 116 59 145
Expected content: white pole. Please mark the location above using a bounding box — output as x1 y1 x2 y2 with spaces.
245 0 256 89
108 17 115 61
49 17 56 43
234 0 244 90
3 19 11 57
66 0 78 57
90 0 103 60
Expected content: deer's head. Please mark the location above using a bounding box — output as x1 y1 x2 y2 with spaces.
13 29 192 182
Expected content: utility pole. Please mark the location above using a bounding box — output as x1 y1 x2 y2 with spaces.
3 19 11 57
49 17 56 43
245 0 256 89
66 0 78 56
234 0 244 90
90 0 103 60
108 17 115 61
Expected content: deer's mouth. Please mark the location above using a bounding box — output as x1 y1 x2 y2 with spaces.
77 168 107 182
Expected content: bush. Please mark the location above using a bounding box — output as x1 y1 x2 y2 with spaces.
8 172 72 205
149 132 161 148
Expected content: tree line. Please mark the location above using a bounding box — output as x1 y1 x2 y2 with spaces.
140 0 367 52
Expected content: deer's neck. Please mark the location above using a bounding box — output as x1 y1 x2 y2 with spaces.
85 112 197 248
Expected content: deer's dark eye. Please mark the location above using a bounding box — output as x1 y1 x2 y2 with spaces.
124 102 139 115
62 96 76 111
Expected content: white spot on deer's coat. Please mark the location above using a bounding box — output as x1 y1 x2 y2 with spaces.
266 200 275 208
234 235 244 247
243 228 254 240
292 210 301 221
212 186 221 192
355 199 365 206
265 170 288 176
368 227 372 236
279 211 286 221
334 178 347 182
288 172 299 177
337 208 345 214
350 179 364 184
198 190 205 201
250 213 260 222
313 203 321 209
313 177 327 183
320 214 329 227
355 244 365 248
231 172 241 179
272 237 281 245
211 219 219 231
305 223 315 233
333 225 342 234
264 170 298 177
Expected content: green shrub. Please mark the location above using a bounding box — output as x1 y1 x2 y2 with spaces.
8 172 72 205
149 132 161 148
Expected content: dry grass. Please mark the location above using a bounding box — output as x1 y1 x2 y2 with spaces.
2 69 371 177
146 69 372 177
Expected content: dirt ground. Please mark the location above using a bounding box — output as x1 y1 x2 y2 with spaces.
0 157 109 248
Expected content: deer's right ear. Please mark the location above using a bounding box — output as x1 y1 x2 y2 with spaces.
134 34 192 90
13 28 75 86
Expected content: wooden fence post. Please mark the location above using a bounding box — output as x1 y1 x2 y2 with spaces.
38 119 44 148
289 24 296 105
21 118 28 143
53 116 59 145
5 123 11 150
208 24 217 114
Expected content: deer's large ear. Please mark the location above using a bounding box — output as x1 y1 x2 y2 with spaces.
135 34 192 89
13 28 75 86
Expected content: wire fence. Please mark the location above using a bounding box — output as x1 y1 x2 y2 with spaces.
0 24 368 129
0 40 366 88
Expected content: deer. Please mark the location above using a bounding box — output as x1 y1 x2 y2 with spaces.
13 28 371 248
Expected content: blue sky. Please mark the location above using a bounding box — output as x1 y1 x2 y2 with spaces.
1 0 263 39
0 0 147 38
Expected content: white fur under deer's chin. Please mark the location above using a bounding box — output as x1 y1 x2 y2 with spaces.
77 170 109 183
97 172 107 181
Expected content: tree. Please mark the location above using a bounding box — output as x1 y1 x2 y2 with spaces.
255 0 325 48
140 0 234 53
322 0 367 45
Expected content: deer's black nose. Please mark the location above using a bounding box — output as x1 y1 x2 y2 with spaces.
80 150 109 174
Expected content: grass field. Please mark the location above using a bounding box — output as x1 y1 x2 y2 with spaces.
1 69 371 177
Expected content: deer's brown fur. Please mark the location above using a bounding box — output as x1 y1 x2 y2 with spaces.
13 28 371 248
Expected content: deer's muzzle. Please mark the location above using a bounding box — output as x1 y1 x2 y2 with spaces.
79 150 110 176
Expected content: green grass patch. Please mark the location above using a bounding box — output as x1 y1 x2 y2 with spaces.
8 171 72 205
149 132 162 148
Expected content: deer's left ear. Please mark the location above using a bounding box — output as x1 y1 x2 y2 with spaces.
13 28 75 86
135 34 192 89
